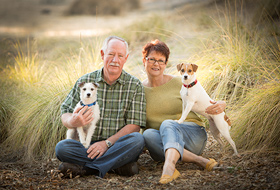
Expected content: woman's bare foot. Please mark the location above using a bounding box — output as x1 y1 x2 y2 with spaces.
161 148 180 177
161 160 176 177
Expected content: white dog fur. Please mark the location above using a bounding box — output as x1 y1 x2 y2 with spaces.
66 82 100 148
176 63 238 156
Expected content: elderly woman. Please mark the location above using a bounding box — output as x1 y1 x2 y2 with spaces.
142 39 226 184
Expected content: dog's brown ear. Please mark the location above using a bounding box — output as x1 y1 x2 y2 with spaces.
93 82 99 88
191 64 198 72
78 82 85 87
177 63 183 71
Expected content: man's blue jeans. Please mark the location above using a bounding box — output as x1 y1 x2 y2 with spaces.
143 120 207 162
55 132 144 178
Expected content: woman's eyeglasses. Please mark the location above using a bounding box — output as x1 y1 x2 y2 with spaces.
145 57 166 65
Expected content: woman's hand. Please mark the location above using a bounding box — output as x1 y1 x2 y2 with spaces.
205 100 226 115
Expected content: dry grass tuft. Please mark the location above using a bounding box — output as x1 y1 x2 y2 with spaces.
0 38 104 160
232 81 280 151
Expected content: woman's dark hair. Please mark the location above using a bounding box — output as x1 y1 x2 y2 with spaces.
142 39 170 62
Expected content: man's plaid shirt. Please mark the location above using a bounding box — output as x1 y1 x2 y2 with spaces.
61 68 146 141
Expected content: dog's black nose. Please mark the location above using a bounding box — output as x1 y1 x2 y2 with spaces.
184 75 188 80
87 93 91 97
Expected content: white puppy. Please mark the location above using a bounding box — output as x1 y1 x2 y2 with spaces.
176 63 238 156
66 82 100 148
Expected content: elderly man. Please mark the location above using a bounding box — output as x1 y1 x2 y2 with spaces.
55 36 146 178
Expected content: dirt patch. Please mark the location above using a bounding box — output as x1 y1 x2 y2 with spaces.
1 132 280 190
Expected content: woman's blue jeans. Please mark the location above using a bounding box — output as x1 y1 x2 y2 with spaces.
55 132 144 178
143 120 207 162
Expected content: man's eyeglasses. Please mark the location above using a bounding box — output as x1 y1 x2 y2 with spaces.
145 57 166 65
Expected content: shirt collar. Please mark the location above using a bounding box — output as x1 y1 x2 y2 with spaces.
97 67 126 85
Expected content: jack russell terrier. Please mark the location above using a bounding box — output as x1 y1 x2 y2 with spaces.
66 82 100 148
176 63 238 156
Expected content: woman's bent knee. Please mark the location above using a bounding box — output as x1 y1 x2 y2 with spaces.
161 119 174 126
160 119 179 131
143 129 157 140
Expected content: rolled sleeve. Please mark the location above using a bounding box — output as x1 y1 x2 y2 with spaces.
126 81 146 128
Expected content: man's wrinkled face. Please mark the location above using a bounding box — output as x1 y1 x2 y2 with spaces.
101 39 128 78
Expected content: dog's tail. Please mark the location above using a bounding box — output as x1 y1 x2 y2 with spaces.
224 115 231 128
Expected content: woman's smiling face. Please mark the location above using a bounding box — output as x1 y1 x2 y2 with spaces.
143 50 167 77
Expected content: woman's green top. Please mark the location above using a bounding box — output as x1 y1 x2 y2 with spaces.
144 76 204 130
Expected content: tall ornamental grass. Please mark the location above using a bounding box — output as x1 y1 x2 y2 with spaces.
231 81 280 151
189 0 280 151
5 40 47 87
3 85 66 160
1 38 104 160
0 90 13 143
192 15 263 104
230 23 280 151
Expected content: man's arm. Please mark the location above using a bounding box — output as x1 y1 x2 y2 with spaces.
61 106 94 129
107 124 140 144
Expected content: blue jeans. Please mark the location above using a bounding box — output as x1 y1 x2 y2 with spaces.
143 120 207 162
55 132 144 178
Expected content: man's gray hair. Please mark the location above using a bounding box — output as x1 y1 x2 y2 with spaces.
102 36 129 56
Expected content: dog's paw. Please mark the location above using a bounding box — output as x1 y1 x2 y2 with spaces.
82 142 88 148
233 153 241 158
176 119 183 124
85 143 91 148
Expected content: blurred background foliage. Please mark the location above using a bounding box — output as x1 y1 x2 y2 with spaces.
66 0 140 16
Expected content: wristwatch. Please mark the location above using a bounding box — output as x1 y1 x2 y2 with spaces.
105 140 112 148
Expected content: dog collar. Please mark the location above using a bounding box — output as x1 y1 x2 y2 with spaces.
80 100 97 107
183 79 197 88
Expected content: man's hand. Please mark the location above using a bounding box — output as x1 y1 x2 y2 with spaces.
86 124 140 159
62 106 94 129
70 106 94 127
87 141 108 159
205 100 226 115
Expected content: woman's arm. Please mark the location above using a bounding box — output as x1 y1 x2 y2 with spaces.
205 100 226 115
